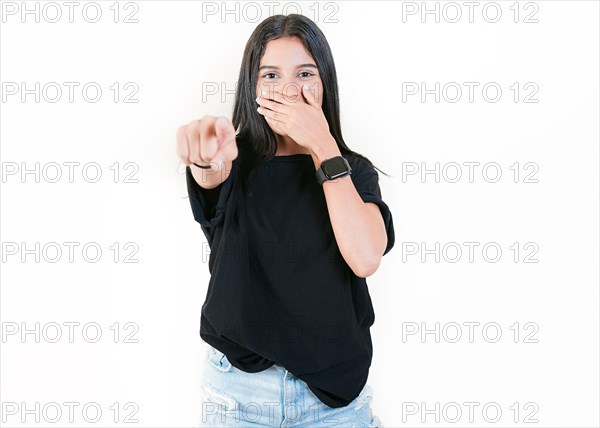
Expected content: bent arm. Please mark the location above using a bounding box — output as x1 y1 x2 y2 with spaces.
309 139 388 278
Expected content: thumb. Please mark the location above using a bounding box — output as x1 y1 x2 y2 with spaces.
302 84 319 107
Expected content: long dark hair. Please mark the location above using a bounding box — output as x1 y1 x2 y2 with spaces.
232 13 389 195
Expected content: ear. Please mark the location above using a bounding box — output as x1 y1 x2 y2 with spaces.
302 84 318 107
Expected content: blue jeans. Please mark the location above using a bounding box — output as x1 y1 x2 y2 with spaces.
199 345 384 427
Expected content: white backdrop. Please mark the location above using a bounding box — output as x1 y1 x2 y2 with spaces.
1 1 598 427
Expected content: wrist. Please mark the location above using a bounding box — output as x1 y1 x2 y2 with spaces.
310 136 342 170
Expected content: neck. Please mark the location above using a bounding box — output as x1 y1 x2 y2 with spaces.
274 135 311 156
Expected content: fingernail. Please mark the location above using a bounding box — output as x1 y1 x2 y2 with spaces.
255 96 260 103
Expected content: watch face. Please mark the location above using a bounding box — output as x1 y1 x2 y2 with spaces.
323 157 349 178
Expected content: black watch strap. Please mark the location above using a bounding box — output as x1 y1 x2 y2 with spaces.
315 166 328 185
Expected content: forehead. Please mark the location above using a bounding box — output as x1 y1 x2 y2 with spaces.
259 37 315 65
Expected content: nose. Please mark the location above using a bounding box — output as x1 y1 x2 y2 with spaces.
260 80 303 101
280 80 304 102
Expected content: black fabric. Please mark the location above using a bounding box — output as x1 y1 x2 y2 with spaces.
185 152 395 408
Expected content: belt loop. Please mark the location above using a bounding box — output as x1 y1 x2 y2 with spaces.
282 368 289 425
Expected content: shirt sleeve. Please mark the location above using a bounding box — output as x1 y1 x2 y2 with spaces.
185 162 235 246
350 157 395 256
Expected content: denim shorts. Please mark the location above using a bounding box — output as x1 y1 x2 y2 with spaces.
199 345 384 427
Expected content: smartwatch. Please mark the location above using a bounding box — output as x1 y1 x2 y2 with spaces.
316 156 352 185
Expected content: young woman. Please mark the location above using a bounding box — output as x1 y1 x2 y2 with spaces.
176 14 395 428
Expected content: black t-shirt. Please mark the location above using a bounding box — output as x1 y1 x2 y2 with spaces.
185 151 395 408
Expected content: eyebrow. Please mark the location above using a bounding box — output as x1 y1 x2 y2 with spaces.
258 63 318 71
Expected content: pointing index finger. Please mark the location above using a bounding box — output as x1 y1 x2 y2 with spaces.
214 118 237 151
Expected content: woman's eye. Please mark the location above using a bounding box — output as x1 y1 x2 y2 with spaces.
261 71 314 79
